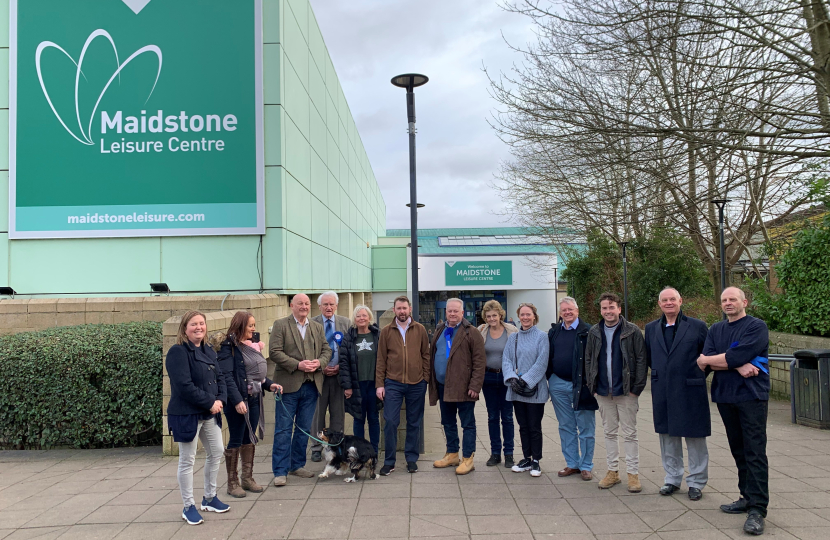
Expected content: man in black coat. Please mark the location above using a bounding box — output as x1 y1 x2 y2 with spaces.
645 287 710 502
547 296 597 481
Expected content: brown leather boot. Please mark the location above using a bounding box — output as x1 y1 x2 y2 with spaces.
433 452 460 468
455 453 475 475
224 447 246 498
627 473 642 493
598 470 621 489
240 444 264 493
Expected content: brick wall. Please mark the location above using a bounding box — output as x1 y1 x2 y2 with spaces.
766 331 830 400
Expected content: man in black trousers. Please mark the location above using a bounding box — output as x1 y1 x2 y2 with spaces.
697 286 770 536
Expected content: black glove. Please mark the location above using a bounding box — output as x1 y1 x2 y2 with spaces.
509 378 523 394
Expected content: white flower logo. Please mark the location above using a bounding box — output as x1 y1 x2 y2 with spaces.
36 29 162 145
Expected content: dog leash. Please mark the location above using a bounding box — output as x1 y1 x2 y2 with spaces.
274 392 343 447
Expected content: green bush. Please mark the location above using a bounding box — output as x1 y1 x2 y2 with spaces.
748 214 830 337
562 228 713 324
0 321 163 449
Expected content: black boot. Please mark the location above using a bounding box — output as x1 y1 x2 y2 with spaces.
503 454 514 469
486 454 501 466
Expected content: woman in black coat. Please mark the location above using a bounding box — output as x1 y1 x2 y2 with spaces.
217 311 281 498
339 305 381 453
166 310 229 525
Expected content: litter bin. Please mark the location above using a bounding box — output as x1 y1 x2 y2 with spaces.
792 349 830 429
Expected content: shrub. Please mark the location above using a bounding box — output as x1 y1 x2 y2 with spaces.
562 228 713 324
0 321 163 449
748 213 830 336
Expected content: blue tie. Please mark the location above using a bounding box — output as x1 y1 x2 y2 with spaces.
326 319 334 346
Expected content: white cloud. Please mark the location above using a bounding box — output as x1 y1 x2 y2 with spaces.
310 0 534 229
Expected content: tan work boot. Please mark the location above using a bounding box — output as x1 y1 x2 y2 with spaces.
627 473 642 493
455 453 475 475
598 470 621 489
433 452 460 468
224 448 246 498
240 444 264 493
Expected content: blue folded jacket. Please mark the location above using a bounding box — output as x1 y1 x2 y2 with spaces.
750 356 769 374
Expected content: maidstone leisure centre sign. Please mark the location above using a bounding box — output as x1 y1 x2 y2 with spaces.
445 261 513 286
9 0 264 238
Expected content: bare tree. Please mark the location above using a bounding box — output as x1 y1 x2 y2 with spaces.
489 0 823 290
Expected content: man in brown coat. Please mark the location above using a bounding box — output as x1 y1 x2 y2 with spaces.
429 298 486 474
268 293 331 486
376 296 430 475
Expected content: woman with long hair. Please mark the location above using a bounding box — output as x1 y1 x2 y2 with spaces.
218 311 282 498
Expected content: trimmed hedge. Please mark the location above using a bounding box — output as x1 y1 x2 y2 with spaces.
0 321 163 449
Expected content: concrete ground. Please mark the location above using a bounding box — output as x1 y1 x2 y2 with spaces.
1 388 829 540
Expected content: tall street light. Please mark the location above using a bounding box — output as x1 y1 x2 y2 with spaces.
618 241 629 320
710 199 731 293
391 73 428 322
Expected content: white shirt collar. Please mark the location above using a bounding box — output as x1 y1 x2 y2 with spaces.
293 315 308 327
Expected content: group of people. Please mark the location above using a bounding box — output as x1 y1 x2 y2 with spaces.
166 286 771 536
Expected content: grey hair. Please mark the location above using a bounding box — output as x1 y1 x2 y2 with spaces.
559 296 578 309
446 298 464 309
352 304 374 324
318 291 339 305
658 286 682 300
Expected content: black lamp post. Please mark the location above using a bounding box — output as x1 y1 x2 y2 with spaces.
391 73 428 322
710 199 731 293
618 242 629 320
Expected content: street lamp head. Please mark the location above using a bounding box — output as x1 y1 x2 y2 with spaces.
710 199 731 206
391 73 429 90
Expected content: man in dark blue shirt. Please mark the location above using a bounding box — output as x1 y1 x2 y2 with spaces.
697 287 769 536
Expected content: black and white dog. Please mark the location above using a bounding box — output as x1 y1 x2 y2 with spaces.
316 429 378 482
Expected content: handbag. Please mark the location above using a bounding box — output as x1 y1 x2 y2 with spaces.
511 334 539 398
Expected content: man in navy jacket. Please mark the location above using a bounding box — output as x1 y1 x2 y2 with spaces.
645 287 710 501
697 287 769 536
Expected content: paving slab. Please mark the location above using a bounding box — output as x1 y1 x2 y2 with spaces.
0 388 826 539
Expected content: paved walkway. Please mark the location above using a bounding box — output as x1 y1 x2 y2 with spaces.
1 389 829 540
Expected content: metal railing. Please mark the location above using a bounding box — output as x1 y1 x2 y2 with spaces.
769 354 797 424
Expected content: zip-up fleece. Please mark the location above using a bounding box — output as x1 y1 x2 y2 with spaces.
376 319 431 387
584 316 647 396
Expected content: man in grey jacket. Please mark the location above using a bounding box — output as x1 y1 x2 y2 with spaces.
584 292 647 493
309 291 351 462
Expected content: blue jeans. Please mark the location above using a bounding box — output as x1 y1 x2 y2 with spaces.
354 380 380 454
482 370 514 455
383 379 427 466
548 373 595 471
437 383 476 458
272 382 319 477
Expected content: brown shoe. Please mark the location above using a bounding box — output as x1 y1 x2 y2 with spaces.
580 470 593 481
598 470 621 489
240 444 264 493
455 453 475 475
273 475 286 487
558 467 580 477
433 452 460 468
627 473 642 493
289 467 315 478
224 448 246 498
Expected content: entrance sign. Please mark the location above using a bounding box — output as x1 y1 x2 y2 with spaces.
445 261 513 286
9 0 264 238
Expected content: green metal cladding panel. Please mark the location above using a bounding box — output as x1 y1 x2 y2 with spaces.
0 0 385 294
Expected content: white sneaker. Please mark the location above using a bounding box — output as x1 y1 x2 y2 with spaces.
530 460 542 477
512 457 532 473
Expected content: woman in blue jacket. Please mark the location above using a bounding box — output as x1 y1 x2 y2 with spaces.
217 311 281 498
166 310 230 525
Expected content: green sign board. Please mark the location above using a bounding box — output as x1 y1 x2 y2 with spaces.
9 0 264 238
445 261 513 286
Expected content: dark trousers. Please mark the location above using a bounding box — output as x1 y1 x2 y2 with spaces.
482 371 514 455
717 400 769 516
225 394 261 448
513 401 545 461
354 380 380 453
383 379 427 466
437 383 476 458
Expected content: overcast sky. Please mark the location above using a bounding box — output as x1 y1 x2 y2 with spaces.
309 0 535 230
